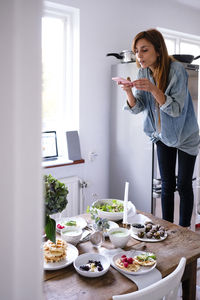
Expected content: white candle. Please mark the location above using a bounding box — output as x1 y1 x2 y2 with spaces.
123 182 129 224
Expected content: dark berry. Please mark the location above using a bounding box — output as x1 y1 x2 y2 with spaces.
88 260 94 264
80 265 90 271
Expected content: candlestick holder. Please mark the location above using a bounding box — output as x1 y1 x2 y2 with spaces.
122 223 129 229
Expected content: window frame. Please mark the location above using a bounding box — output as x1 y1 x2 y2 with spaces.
158 27 200 55
42 1 80 157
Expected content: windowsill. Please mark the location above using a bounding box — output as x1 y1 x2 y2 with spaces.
42 157 85 169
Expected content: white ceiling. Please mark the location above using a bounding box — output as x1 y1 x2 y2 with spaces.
174 0 200 10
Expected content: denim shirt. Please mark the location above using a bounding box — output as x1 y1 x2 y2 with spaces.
124 61 200 156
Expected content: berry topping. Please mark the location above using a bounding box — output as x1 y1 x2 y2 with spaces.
57 224 65 229
119 254 135 269
127 257 133 264
123 262 129 268
80 260 104 272
122 257 128 263
80 265 90 271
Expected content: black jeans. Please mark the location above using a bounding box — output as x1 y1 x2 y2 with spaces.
156 141 196 227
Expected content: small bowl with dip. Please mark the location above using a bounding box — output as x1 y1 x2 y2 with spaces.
61 226 82 245
108 227 130 248
131 223 145 235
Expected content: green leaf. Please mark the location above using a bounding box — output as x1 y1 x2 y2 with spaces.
45 215 56 243
44 174 68 215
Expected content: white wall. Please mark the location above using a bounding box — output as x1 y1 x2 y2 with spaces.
0 1 43 299
46 0 200 210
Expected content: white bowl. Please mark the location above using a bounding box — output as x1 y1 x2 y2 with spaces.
61 226 82 245
104 221 119 237
92 199 134 221
131 223 145 235
108 227 130 248
56 216 87 234
73 253 110 278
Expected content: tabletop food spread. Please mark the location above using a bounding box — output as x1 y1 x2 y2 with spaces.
42 206 166 276
43 205 200 300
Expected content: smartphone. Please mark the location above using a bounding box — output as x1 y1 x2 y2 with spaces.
112 77 132 84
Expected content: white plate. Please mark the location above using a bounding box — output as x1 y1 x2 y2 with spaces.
111 250 157 275
131 231 167 243
56 216 87 233
73 253 110 278
43 243 79 270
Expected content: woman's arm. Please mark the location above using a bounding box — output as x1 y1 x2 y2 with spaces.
119 82 136 108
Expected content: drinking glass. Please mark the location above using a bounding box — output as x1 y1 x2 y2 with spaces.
90 231 103 248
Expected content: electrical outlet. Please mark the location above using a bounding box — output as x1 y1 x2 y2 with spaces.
88 151 98 161
80 181 88 188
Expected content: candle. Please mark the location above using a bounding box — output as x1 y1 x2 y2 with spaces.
123 182 129 225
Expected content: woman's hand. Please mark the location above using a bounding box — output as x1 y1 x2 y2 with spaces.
132 78 166 106
118 79 133 93
132 78 155 93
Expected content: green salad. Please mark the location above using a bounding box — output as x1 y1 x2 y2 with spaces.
64 220 77 226
136 253 156 261
95 199 124 213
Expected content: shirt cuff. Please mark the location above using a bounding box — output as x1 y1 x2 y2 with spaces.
160 95 172 111
123 101 132 111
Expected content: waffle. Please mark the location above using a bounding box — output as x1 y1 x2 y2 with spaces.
115 258 141 272
43 239 67 263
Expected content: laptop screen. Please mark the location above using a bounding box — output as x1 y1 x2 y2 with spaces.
42 131 58 159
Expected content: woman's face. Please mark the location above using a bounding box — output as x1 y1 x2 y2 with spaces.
134 38 159 71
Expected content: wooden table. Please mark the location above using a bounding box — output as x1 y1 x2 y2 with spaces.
43 211 200 300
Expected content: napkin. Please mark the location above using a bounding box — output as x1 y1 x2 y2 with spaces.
127 202 152 225
99 248 162 290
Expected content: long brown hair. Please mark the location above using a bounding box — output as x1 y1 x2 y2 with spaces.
132 29 172 92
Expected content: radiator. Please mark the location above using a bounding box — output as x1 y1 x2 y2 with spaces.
51 176 84 220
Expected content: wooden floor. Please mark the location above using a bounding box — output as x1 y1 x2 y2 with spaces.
154 197 200 299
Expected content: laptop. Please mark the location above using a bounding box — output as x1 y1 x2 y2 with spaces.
42 131 58 160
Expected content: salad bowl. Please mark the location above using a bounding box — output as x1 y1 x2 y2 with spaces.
91 199 134 221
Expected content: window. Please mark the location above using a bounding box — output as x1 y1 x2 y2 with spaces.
42 2 80 157
158 27 200 64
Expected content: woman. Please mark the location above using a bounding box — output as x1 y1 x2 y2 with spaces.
118 29 200 227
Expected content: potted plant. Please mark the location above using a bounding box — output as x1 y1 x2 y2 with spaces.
44 174 68 243
87 205 109 231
